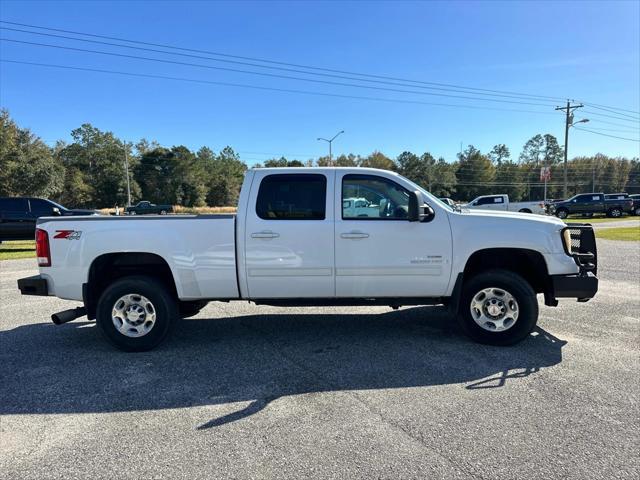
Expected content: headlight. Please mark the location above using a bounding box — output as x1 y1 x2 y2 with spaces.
562 229 573 254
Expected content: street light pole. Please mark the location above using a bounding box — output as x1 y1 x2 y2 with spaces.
317 130 344 166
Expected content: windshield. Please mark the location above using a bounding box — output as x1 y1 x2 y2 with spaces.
396 174 455 212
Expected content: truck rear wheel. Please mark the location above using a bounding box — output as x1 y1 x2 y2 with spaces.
607 208 622 218
96 275 177 351
457 269 538 346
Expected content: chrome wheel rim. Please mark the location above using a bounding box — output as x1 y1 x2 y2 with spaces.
470 287 519 332
112 294 156 338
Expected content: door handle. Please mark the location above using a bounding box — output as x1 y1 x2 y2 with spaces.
340 231 369 239
251 230 280 239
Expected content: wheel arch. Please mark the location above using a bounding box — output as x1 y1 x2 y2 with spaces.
84 252 179 319
462 248 550 295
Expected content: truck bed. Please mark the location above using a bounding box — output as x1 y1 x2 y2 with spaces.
35 214 239 301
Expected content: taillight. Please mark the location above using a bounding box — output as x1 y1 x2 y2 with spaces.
35 228 51 267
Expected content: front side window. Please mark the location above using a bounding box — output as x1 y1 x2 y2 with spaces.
29 199 56 216
256 174 326 220
342 174 409 219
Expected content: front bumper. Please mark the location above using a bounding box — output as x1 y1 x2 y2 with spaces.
17 275 48 296
551 272 598 302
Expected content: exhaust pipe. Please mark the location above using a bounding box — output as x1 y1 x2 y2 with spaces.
52 307 87 325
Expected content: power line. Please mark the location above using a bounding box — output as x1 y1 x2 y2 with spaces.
0 19 567 103
0 26 573 104
4 20 638 117
580 102 640 116
581 109 640 124
0 59 561 116
588 118 640 129
0 38 563 108
574 126 640 134
573 127 640 142
582 103 639 120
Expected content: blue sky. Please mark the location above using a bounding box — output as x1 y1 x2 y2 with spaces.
1 0 638 165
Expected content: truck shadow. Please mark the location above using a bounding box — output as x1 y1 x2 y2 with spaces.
0 306 565 429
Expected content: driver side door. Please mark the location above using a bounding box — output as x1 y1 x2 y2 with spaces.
334 172 452 298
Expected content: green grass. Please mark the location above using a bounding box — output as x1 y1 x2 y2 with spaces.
595 227 640 242
0 240 36 260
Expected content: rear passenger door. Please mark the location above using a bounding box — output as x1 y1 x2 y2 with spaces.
243 171 335 298
576 194 601 213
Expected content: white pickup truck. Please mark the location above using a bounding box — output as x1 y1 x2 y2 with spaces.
18 167 598 351
463 194 546 214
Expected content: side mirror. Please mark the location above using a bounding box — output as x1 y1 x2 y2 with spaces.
408 191 435 223
51 207 61 216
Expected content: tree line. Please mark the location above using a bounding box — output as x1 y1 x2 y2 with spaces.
1 109 638 208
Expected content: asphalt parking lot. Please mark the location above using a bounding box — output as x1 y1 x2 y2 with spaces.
1 240 639 479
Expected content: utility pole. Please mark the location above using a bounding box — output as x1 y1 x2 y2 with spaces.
555 100 583 198
124 143 132 207
317 130 344 166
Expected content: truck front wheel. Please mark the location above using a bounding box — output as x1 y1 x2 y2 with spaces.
555 209 568 219
96 275 178 351
457 269 538 346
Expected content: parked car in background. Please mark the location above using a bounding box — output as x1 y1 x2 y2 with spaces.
547 193 634 219
439 197 457 208
0 197 98 242
125 201 174 215
342 197 380 217
629 194 640 215
462 194 545 214
604 193 638 215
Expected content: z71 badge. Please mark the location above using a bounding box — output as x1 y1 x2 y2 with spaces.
53 230 82 240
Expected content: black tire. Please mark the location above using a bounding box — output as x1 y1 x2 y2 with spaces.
555 209 568 219
518 208 532 214
457 269 538 346
179 300 208 318
607 208 622 218
96 275 177 352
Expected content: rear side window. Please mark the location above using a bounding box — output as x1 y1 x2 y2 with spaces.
0 198 28 212
477 196 499 205
256 174 327 220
